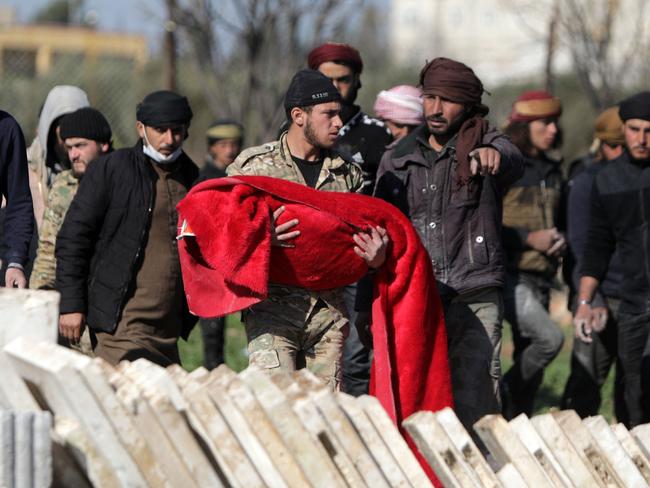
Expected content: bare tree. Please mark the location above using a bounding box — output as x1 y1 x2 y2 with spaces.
172 0 363 143
502 0 649 110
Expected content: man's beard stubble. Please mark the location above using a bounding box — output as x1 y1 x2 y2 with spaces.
426 111 467 137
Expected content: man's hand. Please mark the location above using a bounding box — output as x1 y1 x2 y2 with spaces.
526 227 565 254
469 147 501 176
59 312 86 343
4 267 26 288
573 303 594 343
353 226 389 269
591 306 608 333
271 206 300 247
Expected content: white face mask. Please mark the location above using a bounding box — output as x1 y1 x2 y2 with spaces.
142 129 183 164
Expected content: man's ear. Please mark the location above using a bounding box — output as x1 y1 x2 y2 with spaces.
291 107 306 127
135 121 146 139
100 142 110 153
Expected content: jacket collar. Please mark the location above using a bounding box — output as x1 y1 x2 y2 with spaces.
277 131 348 171
390 124 458 169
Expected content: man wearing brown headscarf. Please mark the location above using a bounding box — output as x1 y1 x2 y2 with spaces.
374 57 523 435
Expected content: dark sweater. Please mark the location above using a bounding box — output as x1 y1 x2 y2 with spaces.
568 161 623 306
581 151 650 314
0 111 34 266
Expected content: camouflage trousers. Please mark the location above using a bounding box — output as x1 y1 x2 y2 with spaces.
244 302 349 390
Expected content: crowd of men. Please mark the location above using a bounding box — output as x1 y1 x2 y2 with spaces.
1 41 649 434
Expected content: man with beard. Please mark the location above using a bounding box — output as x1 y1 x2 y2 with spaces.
227 69 388 389
561 106 627 420
374 57 523 434
307 42 392 195
308 42 392 395
575 91 650 426
501 90 566 418
56 91 199 366
30 107 113 291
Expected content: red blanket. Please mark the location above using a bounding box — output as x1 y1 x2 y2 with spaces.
176 175 452 480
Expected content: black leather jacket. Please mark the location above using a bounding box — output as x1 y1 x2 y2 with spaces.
56 141 198 335
375 124 523 298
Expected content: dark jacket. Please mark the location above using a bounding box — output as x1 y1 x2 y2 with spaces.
567 161 623 307
375 124 523 298
502 154 565 279
335 104 393 195
196 159 227 184
581 151 650 314
55 141 198 335
0 111 34 266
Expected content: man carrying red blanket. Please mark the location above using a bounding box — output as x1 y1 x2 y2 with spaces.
226 69 388 389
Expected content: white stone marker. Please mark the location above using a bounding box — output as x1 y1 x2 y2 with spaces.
434 407 501 488
338 392 411 487
496 462 529 487
583 415 646 487
32 411 52 488
294 370 390 488
14 411 33 488
508 414 572 487
532 413 604 488
474 414 553 487
0 410 13 488
239 368 347 488
0 289 59 412
403 410 482 488
613 423 650 484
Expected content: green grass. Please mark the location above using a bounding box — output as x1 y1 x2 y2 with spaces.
501 320 616 420
179 313 249 372
180 311 617 420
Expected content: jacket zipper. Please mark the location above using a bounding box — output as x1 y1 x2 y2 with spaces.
115 173 154 318
467 220 474 264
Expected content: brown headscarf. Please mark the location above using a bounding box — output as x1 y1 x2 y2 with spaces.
420 57 489 190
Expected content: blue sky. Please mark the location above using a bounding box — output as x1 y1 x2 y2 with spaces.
2 0 165 48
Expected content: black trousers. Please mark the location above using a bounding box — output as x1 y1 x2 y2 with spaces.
200 317 225 370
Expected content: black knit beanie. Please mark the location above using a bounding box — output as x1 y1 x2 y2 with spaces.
284 69 341 111
59 107 112 143
619 91 650 122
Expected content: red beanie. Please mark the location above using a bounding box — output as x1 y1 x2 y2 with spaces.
509 90 562 123
307 42 363 73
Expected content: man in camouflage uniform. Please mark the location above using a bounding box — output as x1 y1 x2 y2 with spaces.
30 108 112 291
227 69 388 388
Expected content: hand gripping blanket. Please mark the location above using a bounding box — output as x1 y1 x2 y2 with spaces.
176 175 452 481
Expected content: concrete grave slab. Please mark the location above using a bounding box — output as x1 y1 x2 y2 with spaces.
0 410 13 488
496 463 529 487
118 360 221 487
54 416 120 488
509 414 572 487
226 373 310 487
239 368 346 488
532 412 603 488
433 407 501 488
181 378 254 487
583 415 646 487
32 411 52 488
4 338 147 487
293 370 389 488
358 395 432 487
551 410 617 487
14 411 33 488
474 414 553 487
613 423 650 484
337 392 411 487
84 358 169 488
403 411 482 488
111 369 199 488
270 373 366 488
202 368 287 488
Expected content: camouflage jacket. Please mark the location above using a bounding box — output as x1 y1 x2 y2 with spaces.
227 131 363 324
30 170 79 289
